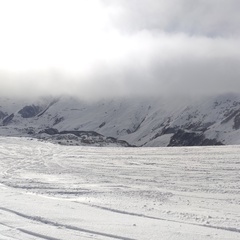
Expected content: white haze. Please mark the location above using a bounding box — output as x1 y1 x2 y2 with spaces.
0 0 240 99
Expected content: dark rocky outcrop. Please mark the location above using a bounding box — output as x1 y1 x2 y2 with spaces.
149 127 177 142
127 117 146 134
221 109 240 124
53 117 64 126
37 99 59 117
38 128 133 147
233 112 240 130
168 129 223 147
162 127 178 135
184 122 214 132
2 114 14 126
99 122 106 128
39 128 59 135
59 130 103 137
0 111 7 120
18 105 42 118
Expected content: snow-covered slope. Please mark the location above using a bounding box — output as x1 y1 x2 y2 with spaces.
1 93 240 146
0 137 240 239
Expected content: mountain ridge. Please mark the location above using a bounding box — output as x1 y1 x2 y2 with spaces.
1 93 240 147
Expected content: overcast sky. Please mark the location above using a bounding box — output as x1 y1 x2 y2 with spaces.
0 0 240 99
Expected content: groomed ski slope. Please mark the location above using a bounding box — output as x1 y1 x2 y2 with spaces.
0 137 239 240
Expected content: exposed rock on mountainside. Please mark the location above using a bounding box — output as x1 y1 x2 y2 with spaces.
1 93 240 146
233 111 240 130
0 110 7 119
18 105 43 118
168 129 223 147
2 113 14 126
38 128 133 147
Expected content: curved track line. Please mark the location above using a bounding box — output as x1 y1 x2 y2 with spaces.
0 207 136 240
79 203 240 234
17 229 62 240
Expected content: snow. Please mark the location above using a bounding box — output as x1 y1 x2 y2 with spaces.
0 137 239 239
2 93 240 147
0 96 187 146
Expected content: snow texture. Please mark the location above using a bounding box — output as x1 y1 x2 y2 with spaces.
0 137 239 239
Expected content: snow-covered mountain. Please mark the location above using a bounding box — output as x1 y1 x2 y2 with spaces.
1 93 240 147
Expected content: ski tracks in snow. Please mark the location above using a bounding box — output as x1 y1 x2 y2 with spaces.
0 137 240 239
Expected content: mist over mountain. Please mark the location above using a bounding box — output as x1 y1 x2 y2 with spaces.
1 93 240 147
0 0 240 101
0 1 240 146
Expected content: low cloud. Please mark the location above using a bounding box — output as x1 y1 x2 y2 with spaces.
104 0 240 37
0 0 240 100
